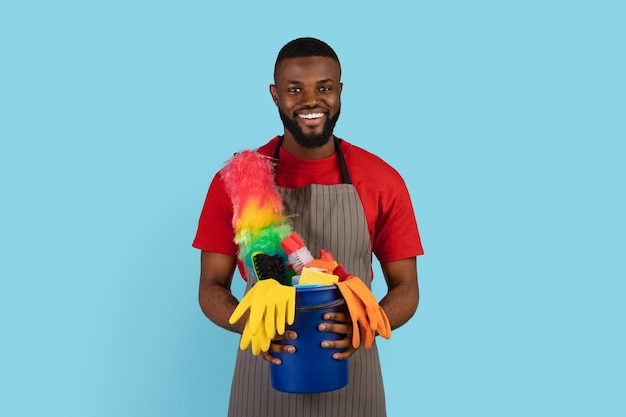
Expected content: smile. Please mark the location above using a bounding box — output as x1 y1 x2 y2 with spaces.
298 112 325 119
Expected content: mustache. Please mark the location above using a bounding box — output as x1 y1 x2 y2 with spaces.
277 106 341 149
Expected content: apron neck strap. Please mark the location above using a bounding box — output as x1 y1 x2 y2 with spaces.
273 136 353 185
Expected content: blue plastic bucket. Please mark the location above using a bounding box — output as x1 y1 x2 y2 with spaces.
270 285 349 393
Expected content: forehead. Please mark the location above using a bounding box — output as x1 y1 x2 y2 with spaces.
274 56 341 84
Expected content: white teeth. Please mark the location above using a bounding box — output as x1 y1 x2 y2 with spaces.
299 113 324 119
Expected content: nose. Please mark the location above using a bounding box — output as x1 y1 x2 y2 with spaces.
300 88 320 106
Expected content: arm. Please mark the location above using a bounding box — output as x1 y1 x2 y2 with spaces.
379 257 419 330
318 259 418 360
198 250 243 333
199 249 303 364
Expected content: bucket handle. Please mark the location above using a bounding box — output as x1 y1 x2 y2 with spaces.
296 298 345 312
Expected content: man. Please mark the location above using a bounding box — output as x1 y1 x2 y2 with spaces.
193 37 423 417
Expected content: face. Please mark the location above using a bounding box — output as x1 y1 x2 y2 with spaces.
270 56 342 149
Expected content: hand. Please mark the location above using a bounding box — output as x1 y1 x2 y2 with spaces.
260 331 298 365
318 312 357 360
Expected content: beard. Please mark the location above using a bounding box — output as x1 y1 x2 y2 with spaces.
278 106 341 149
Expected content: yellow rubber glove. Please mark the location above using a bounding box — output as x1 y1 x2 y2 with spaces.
239 313 273 355
229 279 296 354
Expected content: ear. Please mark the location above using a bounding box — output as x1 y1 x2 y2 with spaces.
339 82 343 94
269 84 279 106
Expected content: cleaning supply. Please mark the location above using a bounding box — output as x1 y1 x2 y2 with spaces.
220 150 293 280
307 258 338 273
251 251 289 284
228 278 296 355
270 285 349 393
320 249 351 282
298 267 339 286
280 232 314 274
218 149 390 371
336 277 391 349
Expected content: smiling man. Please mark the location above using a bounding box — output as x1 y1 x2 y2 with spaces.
271 52 342 153
193 37 424 417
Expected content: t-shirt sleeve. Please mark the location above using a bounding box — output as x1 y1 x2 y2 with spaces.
192 173 238 256
343 142 424 263
371 174 424 262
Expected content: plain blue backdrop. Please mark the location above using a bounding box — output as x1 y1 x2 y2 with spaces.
1 1 624 416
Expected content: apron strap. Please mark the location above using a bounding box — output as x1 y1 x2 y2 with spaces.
273 136 353 185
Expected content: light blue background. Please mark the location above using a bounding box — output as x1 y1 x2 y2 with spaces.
1 1 624 416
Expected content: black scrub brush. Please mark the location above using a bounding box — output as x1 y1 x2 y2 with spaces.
251 252 289 285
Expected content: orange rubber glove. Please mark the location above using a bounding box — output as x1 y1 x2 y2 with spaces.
343 277 391 339
336 277 392 349
336 280 374 349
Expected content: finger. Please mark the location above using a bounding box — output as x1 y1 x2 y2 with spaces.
259 323 271 353
331 345 357 361
346 295 366 349
275 298 286 335
361 323 375 349
239 321 253 351
251 329 261 355
321 336 353 350
264 302 276 340
251 319 271 355
365 305 379 334
248 280 275 334
269 330 298 341
229 295 252 324
261 351 282 365
377 305 391 339
318 322 352 335
336 282 362 349
347 284 379 335
269 342 296 354
351 318 361 349
248 300 266 336
322 311 351 323
285 288 296 325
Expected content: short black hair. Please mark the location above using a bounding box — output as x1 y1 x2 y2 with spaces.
274 37 341 77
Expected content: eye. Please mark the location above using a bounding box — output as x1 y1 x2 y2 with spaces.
288 87 301 93
318 86 332 92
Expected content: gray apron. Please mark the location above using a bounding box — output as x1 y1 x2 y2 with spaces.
227 137 386 417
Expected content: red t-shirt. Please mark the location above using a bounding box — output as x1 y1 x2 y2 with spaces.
193 137 423 265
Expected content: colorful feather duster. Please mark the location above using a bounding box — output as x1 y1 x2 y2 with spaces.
220 150 293 280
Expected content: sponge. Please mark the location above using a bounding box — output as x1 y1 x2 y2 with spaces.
298 267 339 286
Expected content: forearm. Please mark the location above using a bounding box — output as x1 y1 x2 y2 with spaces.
197 251 243 333
379 280 419 330
199 281 245 334
378 257 419 330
